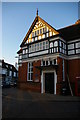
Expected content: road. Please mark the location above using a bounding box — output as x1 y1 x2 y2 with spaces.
2 88 80 118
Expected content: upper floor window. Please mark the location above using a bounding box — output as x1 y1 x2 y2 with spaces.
50 32 52 36
23 49 26 54
43 41 46 49
46 41 49 49
32 32 34 37
39 42 43 50
40 29 42 34
9 71 12 77
76 42 80 48
29 40 49 53
10 66 12 69
2 69 6 75
54 41 58 47
46 33 49 37
35 37 37 41
68 44 74 50
50 42 53 48
37 30 39 35
14 72 16 77
35 31 37 36
19 55 22 59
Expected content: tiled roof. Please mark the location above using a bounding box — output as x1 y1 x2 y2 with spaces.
57 20 80 41
17 48 22 54
2 60 18 72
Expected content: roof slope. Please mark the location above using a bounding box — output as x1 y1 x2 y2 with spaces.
58 20 80 41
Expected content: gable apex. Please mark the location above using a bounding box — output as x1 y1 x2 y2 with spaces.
20 15 59 47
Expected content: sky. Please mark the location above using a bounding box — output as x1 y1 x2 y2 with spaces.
1 2 78 66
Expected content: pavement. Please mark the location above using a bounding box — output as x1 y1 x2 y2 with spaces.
2 88 80 118
2 87 80 102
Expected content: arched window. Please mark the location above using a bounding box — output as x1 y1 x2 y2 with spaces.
50 42 53 48
54 41 58 47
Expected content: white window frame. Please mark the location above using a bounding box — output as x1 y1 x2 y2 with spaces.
27 62 33 81
14 72 16 77
54 41 58 47
23 49 26 54
9 71 12 77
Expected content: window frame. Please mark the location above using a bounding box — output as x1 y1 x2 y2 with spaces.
27 62 33 81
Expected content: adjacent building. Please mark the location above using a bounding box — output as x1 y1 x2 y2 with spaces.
17 11 80 95
0 60 18 84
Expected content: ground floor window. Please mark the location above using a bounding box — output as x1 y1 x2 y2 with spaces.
27 62 33 81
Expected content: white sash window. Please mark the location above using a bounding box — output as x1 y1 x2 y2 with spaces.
27 62 33 81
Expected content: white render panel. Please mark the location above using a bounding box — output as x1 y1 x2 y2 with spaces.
68 44 74 49
29 50 48 57
42 34 45 38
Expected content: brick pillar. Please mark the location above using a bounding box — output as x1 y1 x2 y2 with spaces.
56 57 63 94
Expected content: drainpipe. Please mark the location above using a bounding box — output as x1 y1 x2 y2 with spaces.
67 60 73 96
63 59 65 81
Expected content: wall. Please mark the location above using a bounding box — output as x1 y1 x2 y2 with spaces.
68 58 80 95
33 60 41 82
18 60 41 92
18 62 28 82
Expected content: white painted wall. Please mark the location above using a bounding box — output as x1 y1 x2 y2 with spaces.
29 50 48 57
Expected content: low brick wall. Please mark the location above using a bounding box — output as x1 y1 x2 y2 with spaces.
18 82 41 93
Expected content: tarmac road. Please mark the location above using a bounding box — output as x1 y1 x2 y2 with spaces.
2 88 80 118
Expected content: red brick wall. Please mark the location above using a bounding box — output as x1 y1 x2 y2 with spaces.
56 57 68 94
18 82 41 92
18 61 41 93
68 59 80 83
57 57 63 83
33 60 41 82
18 62 28 82
68 59 80 95
64 59 68 81
56 58 80 95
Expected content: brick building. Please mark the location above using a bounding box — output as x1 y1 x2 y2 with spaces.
17 10 80 95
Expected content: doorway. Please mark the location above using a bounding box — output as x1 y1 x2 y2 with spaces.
45 73 54 94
